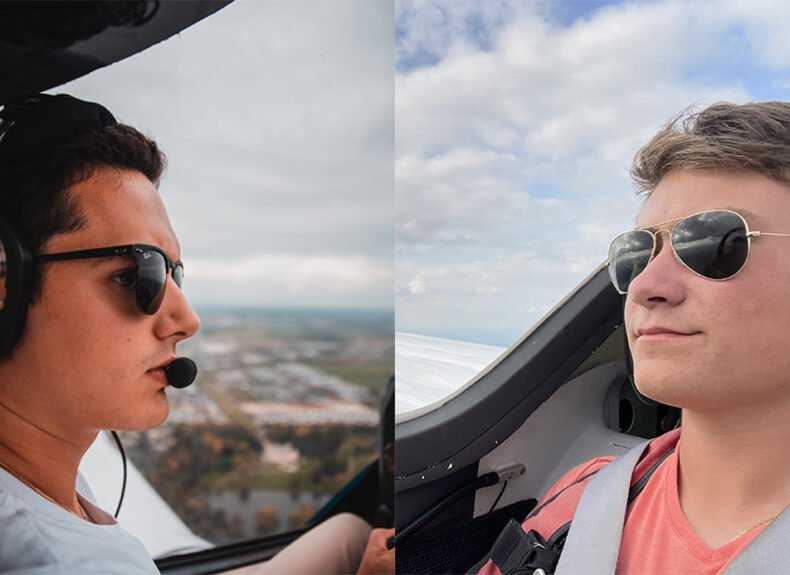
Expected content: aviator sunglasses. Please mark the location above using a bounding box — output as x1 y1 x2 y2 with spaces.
35 244 183 314
608 209 790 294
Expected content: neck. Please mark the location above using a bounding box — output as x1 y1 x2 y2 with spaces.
0 396 96 518
677 404 790 547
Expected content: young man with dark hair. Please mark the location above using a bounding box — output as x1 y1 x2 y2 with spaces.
0 94 393 574
473 101 790 575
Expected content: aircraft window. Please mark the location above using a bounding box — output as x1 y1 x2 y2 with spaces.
120 309 392 547
61 0 393 562
394 1 790 424
394 3 623 420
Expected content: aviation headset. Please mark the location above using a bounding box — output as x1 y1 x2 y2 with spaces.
0 219 32 358
0 94 118 358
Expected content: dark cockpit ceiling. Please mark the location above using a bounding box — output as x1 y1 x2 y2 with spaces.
0 1 232 105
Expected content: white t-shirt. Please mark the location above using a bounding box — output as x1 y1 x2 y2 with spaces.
0 468 158 574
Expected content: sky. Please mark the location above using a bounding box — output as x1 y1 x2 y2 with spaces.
395 0 790 346
60 0 394 311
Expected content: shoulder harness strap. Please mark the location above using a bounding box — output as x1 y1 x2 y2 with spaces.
552 440 790 575
546 442 675 556
553 440 651 575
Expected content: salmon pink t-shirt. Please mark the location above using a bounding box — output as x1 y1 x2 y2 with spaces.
476 429 769 575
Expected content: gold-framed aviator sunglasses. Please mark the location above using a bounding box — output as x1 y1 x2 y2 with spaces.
607 209 790 294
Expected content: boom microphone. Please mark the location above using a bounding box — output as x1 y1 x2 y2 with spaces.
166 357 197 388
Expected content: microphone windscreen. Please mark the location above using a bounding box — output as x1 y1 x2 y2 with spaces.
166 357 197 388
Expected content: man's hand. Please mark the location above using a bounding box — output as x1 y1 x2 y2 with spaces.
356 527 395 575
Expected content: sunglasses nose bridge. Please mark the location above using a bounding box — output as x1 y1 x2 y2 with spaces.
630 229 673 286
634 228 664 264
647 228 673 261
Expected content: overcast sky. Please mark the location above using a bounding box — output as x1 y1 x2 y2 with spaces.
395 0 790 346
61 0 394 311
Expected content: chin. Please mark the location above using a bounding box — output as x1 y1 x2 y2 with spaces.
145 395 171 429
634 368 727 412
634 384 684 409
633 368 691 409
116 393 170 431
147 403 171 429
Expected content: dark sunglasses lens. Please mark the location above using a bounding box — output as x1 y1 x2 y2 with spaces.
135 249 167 314
672 211 748 279
608 230 655 293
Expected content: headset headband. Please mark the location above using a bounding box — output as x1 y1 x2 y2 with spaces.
0 93 117 167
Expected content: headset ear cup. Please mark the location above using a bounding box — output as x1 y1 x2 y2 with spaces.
0 218 32 358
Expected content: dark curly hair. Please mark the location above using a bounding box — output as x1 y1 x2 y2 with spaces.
0 108 166 297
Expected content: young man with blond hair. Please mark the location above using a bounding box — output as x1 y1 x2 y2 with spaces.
474 101 790 575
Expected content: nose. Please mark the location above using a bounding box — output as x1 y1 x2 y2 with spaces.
626 230 687 308
155 274 200 342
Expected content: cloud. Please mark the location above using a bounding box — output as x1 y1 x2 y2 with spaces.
395 0 538 72
60 0 394 309
186 253 392 309
395 0 790 344
408 275 430 295
717 0 790 70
